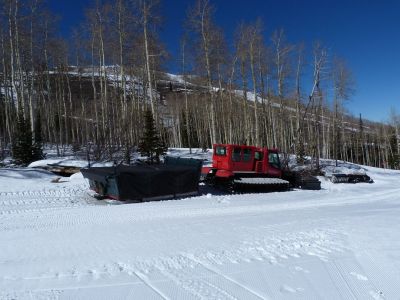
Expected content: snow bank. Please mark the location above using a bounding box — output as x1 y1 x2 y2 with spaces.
29 158 89 168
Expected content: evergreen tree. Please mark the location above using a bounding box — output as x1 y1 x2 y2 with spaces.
138 110 167 164
12 112 34 165
32 110 45 161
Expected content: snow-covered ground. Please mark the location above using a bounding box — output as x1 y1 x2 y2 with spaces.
1 152 400 299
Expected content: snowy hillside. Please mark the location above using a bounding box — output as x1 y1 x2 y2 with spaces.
1 151 400 299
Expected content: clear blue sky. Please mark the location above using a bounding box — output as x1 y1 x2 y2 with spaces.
49 0 400 122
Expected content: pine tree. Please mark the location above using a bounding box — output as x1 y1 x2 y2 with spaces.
12 112 34 165
138 110 167 164
32 110 45 161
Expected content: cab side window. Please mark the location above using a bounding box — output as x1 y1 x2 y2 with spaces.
215 146 226 156
243 148 252 162
232 147 241 161
255 151 263 160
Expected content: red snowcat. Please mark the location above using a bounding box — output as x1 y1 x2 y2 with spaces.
201 144 321 192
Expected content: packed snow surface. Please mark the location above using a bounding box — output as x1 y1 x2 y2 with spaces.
1 152 400 299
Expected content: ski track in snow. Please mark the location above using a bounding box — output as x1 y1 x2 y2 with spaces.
1 165 400 299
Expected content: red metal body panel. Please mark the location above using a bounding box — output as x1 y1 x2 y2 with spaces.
210 144 282 179
201 166 212 175
215 169 234 178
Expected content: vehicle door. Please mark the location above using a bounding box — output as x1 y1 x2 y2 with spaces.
213 145 229 170
231 147 253 172
266 151 282 177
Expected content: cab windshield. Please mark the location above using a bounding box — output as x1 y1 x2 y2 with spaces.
268 152 281 169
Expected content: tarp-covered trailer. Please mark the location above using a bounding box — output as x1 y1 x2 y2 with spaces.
81 157 203 201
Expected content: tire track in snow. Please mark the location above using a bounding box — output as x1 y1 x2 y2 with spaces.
321 261 356 299
183 254 268 300
131 269 170 300
155 259 239 300
333 258 376 299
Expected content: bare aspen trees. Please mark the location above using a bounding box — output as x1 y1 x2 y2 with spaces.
187 0 218 145
0 0 398 170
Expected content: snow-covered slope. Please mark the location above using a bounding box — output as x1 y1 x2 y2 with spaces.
1 154 400 299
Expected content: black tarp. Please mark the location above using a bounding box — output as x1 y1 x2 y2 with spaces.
81 157 202 201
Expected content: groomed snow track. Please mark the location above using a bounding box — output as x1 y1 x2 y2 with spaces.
0 186 98 215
